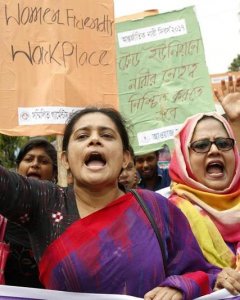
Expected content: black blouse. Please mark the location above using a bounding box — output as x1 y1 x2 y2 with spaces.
0 166 80 262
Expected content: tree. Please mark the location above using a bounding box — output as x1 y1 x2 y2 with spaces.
0 135 28 169
0 134 55 169
228 54 240 71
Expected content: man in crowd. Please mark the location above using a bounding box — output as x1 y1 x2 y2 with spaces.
135 150 171 191
118 145 139 189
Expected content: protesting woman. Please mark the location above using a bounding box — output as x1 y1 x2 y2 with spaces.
4 138 57 287
168 111 240 295
0 107 221 300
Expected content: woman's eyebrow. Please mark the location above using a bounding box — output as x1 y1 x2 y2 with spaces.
74 126 115 133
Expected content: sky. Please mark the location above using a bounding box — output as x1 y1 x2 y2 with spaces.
114 0 240 74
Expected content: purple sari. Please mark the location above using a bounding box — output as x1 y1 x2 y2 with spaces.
39 190 219 299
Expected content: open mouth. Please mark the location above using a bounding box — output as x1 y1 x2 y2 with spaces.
206 161 224 175
119 180 128 185
85 152 106 168
27 172 41 179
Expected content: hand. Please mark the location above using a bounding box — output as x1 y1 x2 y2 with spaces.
144 286 183 300
214 267 240 295
214 75 240 123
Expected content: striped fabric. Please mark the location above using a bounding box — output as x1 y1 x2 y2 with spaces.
39 189 219 299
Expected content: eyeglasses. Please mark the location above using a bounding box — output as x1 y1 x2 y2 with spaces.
189 137 235 153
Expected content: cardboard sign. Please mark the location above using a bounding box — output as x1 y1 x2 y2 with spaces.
0 0 117 136
116 7 215 154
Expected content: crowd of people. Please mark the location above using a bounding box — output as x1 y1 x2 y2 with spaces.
0 76 239 300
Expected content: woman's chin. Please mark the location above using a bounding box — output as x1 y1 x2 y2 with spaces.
81 177 116 189
204 179 230 191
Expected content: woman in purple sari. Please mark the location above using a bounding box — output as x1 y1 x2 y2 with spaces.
0 107 223 299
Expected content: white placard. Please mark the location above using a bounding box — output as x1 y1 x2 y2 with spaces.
18 106 82 125
194 288 239 300
0 285 143 300
118 19 187 48
137 123 181 146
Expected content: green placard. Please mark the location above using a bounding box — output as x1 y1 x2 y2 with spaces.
116 6 215 155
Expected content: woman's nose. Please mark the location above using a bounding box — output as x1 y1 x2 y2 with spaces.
208 143 219 153
89 134 101 145
30 158 40 167
120 169 127 178
90 139 100 145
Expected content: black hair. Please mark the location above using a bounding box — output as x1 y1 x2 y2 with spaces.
16 138 57 175
62 107 131 152
129 145 136 164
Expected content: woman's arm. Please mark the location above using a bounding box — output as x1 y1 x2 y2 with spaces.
0 165 47 225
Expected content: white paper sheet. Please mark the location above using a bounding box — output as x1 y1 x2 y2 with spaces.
0 285 143 300
194 288 240 300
